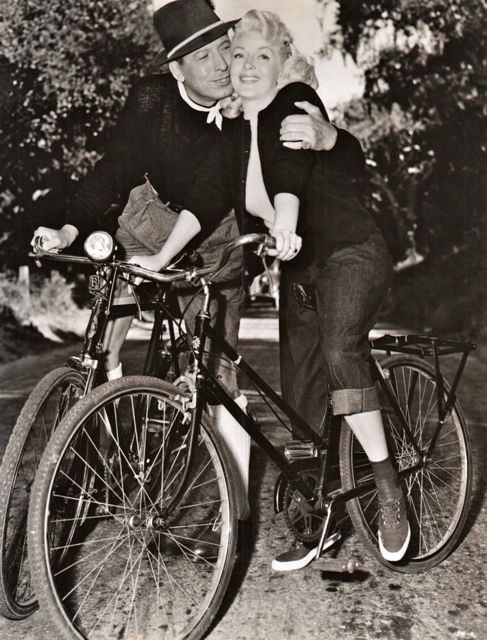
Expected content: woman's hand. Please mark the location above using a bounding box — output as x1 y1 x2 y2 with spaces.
268 228 302 261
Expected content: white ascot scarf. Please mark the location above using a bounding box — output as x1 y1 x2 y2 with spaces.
177 81 223 130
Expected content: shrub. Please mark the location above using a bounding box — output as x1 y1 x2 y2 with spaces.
0 0 160 268
0 269 81 339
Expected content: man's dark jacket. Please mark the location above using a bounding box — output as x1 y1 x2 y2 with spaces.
66 73 367 245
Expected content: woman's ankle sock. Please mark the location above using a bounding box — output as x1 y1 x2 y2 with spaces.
371 457 401 501
107 363 123 381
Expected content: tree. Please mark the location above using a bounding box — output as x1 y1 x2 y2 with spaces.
0 0 160 267
317 0 487 337
319 0 486 261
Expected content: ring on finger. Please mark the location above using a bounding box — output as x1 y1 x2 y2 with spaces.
301 140 311 150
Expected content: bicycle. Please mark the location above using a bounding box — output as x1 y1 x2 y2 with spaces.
0 231 189 620
26 233 475 640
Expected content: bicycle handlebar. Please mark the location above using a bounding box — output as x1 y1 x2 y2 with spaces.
29 233 276 285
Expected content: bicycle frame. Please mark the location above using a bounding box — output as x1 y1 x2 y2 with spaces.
32 253 185 393
32 235 476 536
178 280 476 526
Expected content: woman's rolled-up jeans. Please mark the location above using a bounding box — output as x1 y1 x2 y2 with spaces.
279 231 393 432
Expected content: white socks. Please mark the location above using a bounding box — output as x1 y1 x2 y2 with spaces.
213 394 251 518
106 363 123 381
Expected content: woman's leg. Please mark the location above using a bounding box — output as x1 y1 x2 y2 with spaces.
279 266 329 434
316 235 410 562
344 410 388 461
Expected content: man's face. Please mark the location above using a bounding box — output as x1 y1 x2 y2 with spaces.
173 35 232 106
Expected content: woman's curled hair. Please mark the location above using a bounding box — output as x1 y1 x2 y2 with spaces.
233 10 318 90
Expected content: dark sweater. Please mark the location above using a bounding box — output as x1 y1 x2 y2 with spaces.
184 82 377 261
66 75 368 251
65 73 222 237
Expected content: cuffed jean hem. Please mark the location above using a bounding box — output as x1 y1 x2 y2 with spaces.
330 384 380 416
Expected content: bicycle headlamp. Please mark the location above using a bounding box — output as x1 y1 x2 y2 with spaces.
84 231 114 262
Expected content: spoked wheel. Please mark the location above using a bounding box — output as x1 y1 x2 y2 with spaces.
0 366 85 619
28 376 238 640
340 355 473 573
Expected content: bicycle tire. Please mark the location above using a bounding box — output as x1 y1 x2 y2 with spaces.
28 375 239 640
339 354 472 573
0 366 85 619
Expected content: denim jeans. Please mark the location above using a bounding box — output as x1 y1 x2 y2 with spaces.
279 231 393 431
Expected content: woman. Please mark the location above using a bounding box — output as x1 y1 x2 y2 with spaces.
130 9 410 567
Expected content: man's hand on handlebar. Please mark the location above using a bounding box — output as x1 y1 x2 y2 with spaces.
31 225 79 253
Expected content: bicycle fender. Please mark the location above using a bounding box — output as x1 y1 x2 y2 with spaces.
273 472 288 513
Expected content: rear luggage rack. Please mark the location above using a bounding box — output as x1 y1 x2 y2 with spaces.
372 334 476 421
371 334 476 357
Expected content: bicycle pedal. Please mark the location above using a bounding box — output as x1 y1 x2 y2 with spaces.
284 440 318 462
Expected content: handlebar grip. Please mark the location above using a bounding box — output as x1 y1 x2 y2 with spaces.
264 235 277 249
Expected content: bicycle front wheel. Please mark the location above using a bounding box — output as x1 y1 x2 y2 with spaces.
0 366 85 619
340 355 472 573
28 375 238 640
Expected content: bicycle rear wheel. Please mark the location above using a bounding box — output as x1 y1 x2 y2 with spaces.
28 376 238 640
340 354 472 572
0 366 84 619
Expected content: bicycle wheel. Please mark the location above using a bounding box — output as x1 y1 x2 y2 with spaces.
339 354 472 573
0 366 85 619
28 375 238 640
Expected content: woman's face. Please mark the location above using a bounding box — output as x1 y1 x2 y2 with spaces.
230 29 283 101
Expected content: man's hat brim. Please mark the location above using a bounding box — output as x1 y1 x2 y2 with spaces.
160 20 237 65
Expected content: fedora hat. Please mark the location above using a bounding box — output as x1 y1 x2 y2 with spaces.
154 0 237 64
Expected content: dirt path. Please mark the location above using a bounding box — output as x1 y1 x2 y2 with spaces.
0 338 486 640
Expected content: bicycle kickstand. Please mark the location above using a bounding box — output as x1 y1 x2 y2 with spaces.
312 495 364 574
314 497 342 562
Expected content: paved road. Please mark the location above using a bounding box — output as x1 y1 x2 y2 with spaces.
0 335 486 640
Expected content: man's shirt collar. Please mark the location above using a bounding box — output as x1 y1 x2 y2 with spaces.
177 81 223 130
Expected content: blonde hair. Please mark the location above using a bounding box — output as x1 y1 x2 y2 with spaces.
233 10 318 90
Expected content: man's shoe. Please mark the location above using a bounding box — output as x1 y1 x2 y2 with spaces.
377 494 411 562
271 542 317 572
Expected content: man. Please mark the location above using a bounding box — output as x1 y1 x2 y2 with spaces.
32 0 363 525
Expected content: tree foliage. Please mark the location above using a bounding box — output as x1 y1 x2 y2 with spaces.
319 0 487 336
322 0 487 261
0 0 159 267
